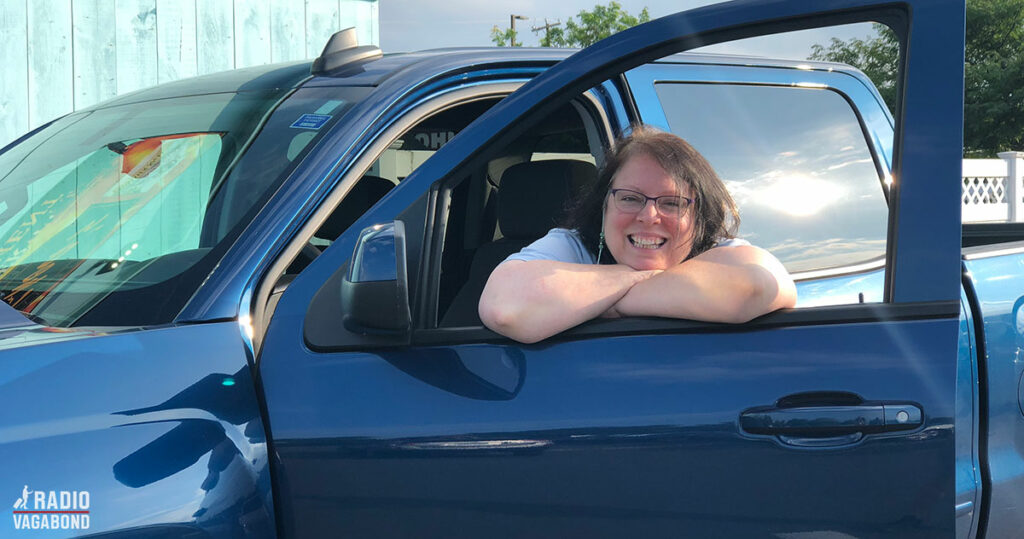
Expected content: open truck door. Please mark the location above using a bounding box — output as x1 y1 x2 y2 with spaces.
258 0 965 536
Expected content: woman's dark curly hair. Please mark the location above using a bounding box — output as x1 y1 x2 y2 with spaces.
561 125 739 264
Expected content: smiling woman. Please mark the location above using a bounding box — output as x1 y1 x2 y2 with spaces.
478 126 797 343
564 126 742 267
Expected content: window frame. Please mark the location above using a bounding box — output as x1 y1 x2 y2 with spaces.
403 32 962 347
252 82 525 350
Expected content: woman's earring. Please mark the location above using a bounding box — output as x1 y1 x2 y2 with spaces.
596 203 607 264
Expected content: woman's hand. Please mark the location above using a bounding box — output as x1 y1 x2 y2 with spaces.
612 245 797 323
479 261 658 343
601 269 661 319
600 305 623 319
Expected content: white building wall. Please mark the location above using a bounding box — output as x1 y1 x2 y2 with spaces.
0 0 379 148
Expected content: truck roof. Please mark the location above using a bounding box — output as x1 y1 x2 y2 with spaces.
82 46 861 111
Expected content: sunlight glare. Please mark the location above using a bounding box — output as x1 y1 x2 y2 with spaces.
757 174 845 217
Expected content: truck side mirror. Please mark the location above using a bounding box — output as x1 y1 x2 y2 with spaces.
340 221 411 335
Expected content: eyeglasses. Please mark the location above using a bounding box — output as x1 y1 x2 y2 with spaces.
608 189 693 217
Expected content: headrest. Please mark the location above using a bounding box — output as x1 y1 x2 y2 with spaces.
498 160 597 239
317 175 395 240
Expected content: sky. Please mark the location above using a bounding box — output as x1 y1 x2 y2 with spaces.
378 0 878 59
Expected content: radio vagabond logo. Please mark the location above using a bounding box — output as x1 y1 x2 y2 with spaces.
12 485 90 531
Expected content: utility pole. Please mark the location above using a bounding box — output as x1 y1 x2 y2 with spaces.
532 19 561 45
510 14 528 47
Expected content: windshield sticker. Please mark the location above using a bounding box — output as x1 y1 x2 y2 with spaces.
290 114 332 130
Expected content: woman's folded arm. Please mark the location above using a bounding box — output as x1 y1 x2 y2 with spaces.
613 245 796 323
479 259 658 343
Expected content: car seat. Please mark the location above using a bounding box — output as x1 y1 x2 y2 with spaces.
440 159 597 327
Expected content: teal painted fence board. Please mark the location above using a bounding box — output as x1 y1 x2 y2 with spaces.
73 0 117 109
28 0 74 133
271 0 304 62
235 0 271 68
369 0 378 45
305 0 340 59
0 2 29 147
115 0 158 97
197 0 233 74
1 0 378 148
156 0 198 83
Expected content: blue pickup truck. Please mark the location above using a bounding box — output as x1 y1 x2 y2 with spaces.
0 0 1012 536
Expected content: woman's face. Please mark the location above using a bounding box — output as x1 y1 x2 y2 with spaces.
604 153 694 270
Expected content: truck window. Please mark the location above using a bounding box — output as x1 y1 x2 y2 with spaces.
289 92 605 277
293 97 505 265
295 91 608 344
652 83 888 276
427 78 894 324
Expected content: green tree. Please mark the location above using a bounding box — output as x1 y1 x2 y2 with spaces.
808 24 898 115
536 2 651 47
490 26 522 47
963 0 1024 156
809 0 1024 157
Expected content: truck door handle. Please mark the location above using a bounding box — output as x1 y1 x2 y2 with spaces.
740 403 922 436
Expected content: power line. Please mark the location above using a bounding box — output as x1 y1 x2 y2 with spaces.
532 19 561 34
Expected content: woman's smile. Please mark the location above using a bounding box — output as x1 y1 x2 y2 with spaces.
627 234 667 249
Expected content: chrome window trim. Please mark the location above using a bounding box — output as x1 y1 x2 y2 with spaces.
791 256 886 282
624 63 895 172
963 240 1024 260
577 91 615 153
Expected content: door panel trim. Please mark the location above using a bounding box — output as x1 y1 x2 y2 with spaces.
303 300 959 351
415 300 959 347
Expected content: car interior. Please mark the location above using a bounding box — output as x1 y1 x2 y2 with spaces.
277 92 606 335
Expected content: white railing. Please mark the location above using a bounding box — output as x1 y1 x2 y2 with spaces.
963 152 1024 222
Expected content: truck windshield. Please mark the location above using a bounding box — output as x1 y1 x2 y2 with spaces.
0 86 367 327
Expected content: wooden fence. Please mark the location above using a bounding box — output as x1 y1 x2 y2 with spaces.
0 0 379 148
